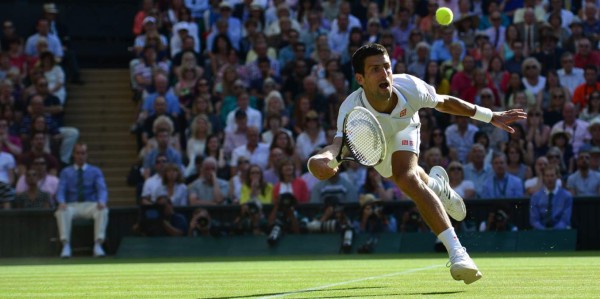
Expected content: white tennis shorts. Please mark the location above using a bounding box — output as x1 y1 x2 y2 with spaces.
374 122 421 178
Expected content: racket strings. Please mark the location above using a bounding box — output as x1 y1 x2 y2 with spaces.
345 114 385 165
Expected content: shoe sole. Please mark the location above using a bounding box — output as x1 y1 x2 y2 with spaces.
451 265 483 284
430 166 466 221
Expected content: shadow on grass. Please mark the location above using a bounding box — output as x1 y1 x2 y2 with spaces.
201 288 464 299
200 286 384 299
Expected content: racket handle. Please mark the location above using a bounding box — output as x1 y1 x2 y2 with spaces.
328 158 340 168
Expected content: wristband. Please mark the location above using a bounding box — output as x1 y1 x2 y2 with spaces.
471 106 493 123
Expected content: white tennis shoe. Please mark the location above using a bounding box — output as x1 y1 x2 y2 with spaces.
429 166 467 221
449 247 483 284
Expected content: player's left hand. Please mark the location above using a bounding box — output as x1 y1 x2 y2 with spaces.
491 109 527 133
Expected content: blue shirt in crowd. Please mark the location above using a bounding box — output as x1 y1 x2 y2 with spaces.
479 174 524 199
530 187 572 230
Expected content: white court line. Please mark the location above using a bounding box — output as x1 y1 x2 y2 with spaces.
257 264 443 299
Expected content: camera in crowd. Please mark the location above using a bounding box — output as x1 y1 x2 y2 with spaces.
278 193 297 210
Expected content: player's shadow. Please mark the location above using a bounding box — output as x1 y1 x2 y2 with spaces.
200 286 384 299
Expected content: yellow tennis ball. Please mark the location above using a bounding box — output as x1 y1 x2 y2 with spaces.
436 7 454 26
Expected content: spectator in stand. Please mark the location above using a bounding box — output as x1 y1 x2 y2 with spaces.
543 87 567 126
530 165 573 230
582 3 600 41
151 163 187 207
33 76 64 128
445 115 479 163
505 142 533 182
240 164 273 205
223 110 249 158
431 27 465 64
532 31 563 75
142 74 180 118
203 134 228 179
55 143 108 258
133 16 168 56
461 69 500 105
295 110 326 163
11 166 51 209
214 2 242 51
170 21 200 58
24 19 63 60
225 92 262 132
537 71 571 114
407 42 429 79
525 108 551 157
574 38 600 69
208 32 234 78
17 131 59 175
0 118 21 159
270 130 301 170
132 0 156 36
463 143 492 197
282 52 311 105
480 152 524 199
505 41 526 75
484 11 506 53
184 115 211 178
39 51 66 105
521 57 546 99
579 91 600 122
138 115 180 161
358 167 395 201
515 8 540 56
228 156 250 203
572 65 600 110
231 126 269 173
15 155 59 201
272 158 309 204
447 161 475 199
525 156 560 196
1 20 21 52
263 147 285 184
133 47 170 95
174 64 201 108
450 55 476 96
551 102 591 155
140 153 167 204
566 149 600 196
261 94 291 140
188 157 229 206
142 129 183 179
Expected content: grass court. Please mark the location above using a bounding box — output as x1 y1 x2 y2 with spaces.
1 252 599 298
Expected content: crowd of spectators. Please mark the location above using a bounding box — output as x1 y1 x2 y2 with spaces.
0 3 82 210
129 0 600 239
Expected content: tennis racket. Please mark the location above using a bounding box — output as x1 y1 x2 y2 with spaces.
328 107 387 168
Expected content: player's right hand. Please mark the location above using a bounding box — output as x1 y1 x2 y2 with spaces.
307 152 338 180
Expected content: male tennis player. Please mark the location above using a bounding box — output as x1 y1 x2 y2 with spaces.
308 43 526 284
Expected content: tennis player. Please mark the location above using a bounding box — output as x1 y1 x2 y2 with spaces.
308 43 526 284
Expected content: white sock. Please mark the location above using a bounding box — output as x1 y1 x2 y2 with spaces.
438 227 463 257
427 175 442 195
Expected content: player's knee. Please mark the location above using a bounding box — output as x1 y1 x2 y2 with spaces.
392 169 423 192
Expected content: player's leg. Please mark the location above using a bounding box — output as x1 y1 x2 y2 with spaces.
416 165 467 221
390 151 482 284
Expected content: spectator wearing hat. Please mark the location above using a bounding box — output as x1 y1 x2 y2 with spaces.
558 52 585 97
133 0 156 35
455 13 479 49
567 149 600 196
530 165 572 230
133 16 168 56
212 2 242 51
479 152 524 199
573 65 600 109
549 129 575 172
170 22 199 57
552 102 591 154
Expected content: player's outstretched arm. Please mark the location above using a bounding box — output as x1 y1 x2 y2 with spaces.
434 94 527 133
307 137 342 180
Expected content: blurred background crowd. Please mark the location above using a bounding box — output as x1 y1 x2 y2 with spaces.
1 0 600 247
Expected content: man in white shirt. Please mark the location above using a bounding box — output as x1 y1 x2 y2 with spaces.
231 126 269 172
140 154 167 204
225 90 262 132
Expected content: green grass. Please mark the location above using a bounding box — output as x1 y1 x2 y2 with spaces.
1 252 599 298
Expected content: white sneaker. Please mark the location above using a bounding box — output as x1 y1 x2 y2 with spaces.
449 247 483 284
93 243 106 257
60 244 71 258
429 166 467 221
